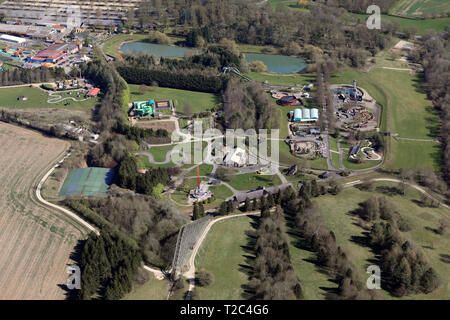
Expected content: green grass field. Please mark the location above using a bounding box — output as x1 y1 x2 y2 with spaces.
208 184 234 200
195 216 254 300
352 13 450 34
389 0 450 19
369 69 439 140
385 139 442 171
0 86 98 111
316 182 450 300
129 84 220 115
228 173 283 190
187 164 214 177
123 274 169 300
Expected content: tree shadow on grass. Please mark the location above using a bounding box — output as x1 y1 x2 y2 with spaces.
439 254 450 264
59 238 86 300
240 216 258 300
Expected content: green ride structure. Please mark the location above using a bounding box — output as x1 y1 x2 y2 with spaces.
133 99 155 117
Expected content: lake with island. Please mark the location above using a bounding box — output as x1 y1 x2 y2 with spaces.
120 42 307 74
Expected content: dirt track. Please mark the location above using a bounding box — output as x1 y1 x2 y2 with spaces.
0 122 84 299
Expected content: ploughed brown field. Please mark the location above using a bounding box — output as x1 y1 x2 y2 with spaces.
135 119 177 133
0 122 84 299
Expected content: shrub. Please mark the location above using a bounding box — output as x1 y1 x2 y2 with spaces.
195 270 213 287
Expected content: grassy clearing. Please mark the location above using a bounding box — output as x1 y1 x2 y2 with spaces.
288 243 337 299
208 184 234 200
315 182 450 300
351 13 450 33
195 216 254 300
123 274 169 300
228 173 282 190
129 84 220 115
187 164 214 177
144 144 175 162
369 69 439 140
0 86 98 111
385 139 442 172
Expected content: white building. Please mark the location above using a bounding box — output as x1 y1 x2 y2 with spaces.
224 147 247 167
0 34 27 44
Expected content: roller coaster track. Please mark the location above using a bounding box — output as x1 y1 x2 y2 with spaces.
221 66 252 82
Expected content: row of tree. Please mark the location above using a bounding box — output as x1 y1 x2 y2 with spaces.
117 66 224 93
249 206 303 300
80 50 128 131
412 30 450 186
0 67 66 86
116 156 171 196
113 121 170 144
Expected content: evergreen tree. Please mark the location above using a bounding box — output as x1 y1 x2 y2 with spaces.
193 201 199 220
219 201 227 215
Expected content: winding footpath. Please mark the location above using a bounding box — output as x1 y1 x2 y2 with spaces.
36 152 99 235
344 178 449 211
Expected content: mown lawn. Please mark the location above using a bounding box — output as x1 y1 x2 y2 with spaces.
186 164 214 177
0 86 98 112
384 139 442 172
368 69 439 140
123 274 169 300
389 0 450 19
129 84 220 115
352 14 450 33
228 173 282 190
195 216 254 300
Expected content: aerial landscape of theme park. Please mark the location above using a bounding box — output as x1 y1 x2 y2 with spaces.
0 0 448 307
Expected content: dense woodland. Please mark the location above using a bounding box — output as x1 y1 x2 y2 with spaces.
67 194 187 268
80 49 128 131
221 78 279 131
131 0 397 67
73 231 142 300
116 155 174 197
411 30 450 186
0 67 66 86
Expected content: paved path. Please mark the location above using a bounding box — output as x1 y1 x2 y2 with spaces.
395 137 440 143
381 67 413 72
36 151 99 235
344 178 450 211
47 89 88 104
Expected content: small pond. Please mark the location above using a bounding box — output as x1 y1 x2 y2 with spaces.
244 53 307 74
120 42 194 57
120 42 307 74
